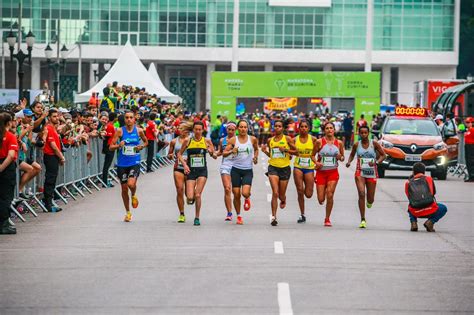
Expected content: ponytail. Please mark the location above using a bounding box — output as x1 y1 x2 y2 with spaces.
0 112 13 147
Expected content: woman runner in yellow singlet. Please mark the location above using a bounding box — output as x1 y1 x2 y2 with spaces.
292 120 318 223
261 120 296 226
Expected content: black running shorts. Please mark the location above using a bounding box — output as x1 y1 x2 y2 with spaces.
267 165 291 181
117 165 141 184
231 167 253 188
187 168 208 181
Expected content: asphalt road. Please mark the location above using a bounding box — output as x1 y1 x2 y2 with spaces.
1 155 473 314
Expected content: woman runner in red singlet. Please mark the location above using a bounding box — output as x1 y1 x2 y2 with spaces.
315 122 345 227
345 126 386 228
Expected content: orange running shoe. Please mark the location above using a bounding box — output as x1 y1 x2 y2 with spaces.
236 216 243 225
131 195 139 209
244 198 251 211
324 218 332 227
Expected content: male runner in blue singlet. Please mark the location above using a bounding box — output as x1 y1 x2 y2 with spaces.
109 111 148 222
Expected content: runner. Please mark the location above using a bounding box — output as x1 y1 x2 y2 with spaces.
223 120 259 225
259 116 271 145
315 122 345 227
109 111 148 222
292 120 317 223
167 122 191 223
261 120 296 226
177 121 217 226
217 122 236 221
345 126 386 228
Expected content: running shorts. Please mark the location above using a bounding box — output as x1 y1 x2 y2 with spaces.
187 168 208 181
315 168 339 185
231 167 253 187
117 165 141 184
267 165 291 181
355 169 377 183
220 165 232 176
174 167 185 175
294 167 315 175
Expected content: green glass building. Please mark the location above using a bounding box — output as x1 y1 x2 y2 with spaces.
1 0 459 109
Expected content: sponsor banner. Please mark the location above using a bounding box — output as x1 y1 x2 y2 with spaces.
265 97 297 111
211 96 236 122
212 72 380 98
355 98 379 132
426 80 464 112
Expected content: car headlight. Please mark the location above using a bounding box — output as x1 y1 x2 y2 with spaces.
437 156 447 165
380 140 394 149
433 142 447 151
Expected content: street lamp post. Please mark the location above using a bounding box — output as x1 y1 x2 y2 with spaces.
45 43 68 103
6 30 35 102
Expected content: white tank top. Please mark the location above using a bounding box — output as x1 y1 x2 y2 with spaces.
232 136 254 170
220 136 234 169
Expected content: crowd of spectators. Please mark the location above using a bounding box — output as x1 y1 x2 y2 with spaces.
0 82 216 235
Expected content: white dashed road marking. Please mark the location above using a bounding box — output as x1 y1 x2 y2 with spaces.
274 241 284 254
278 283 293 315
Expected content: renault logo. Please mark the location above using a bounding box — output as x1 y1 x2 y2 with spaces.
410 144 417 153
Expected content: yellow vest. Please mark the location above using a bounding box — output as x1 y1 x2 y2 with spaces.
269 135 290 168
294 135 314 169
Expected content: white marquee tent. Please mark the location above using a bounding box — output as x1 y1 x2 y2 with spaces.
75 42 180 103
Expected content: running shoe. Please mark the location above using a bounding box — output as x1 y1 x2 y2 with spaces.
194 218 201 226
131 195 139 209
297 215 306 223
178 214 186 223
324 218 332 227
225 212 233 221
236 216 243 225
186 198 195 205
367 202 373 209
359 220 367 229
271 217 278 226
244 198 251 211
124 212 132 222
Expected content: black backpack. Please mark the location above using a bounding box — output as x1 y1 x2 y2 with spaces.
407 176 434 208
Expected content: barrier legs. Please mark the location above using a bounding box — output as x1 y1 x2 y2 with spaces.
55 187 68 204
10 203 26 222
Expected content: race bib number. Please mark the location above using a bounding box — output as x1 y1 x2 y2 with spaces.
190 157 205 168
362 168 376 178
122 146 137 156
271 148 285 159
322 156 336 167
298 157 311 167
360 158 375 170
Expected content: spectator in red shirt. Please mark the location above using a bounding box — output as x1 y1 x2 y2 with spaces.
88 92 99 108
0 112 19 234
405 162 447 232
101 112 117 187
145 112 158 172
42 109 65 213
464 117 474 182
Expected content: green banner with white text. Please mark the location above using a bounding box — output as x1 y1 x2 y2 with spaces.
211 71 380 123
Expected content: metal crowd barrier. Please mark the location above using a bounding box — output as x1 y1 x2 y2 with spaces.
448 133 468 179
10 134 175 222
